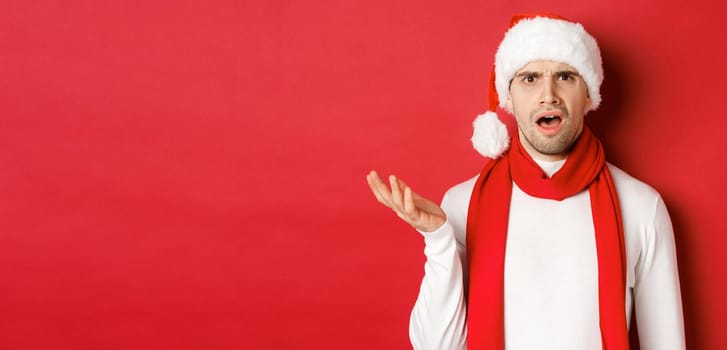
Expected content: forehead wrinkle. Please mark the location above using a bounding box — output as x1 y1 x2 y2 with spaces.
516 60 580 75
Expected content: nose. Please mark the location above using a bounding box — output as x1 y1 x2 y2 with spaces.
539 77 561 105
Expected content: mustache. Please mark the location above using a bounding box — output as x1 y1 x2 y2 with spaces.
530 106 568 119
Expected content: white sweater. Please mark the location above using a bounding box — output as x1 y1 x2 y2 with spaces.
409 162 685 350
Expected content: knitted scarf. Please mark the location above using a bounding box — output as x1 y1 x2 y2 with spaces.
465 127 629 349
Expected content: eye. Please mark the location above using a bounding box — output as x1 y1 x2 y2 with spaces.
522 74 537 83
557 72 575 81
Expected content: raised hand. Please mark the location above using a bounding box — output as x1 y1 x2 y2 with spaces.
366 170 447 233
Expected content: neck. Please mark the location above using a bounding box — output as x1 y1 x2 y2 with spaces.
533 158 567 178
528 151 567 162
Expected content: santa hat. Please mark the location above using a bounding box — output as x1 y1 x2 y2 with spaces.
471 14 604 158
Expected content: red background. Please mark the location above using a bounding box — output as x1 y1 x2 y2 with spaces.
1 1 725 349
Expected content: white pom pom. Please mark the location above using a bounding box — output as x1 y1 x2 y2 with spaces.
470 111 510 158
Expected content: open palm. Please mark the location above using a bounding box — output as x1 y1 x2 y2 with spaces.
366 170 446 233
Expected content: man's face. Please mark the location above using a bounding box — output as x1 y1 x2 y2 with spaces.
506 60 592 161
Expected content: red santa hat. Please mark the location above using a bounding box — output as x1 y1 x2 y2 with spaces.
471 14 604 158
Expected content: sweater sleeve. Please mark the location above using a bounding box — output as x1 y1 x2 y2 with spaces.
409 190 468 350
633 196 686 349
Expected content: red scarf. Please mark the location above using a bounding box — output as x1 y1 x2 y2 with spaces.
465 127 629 349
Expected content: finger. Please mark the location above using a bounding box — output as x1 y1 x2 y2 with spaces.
365 172 383 200
396 177 409 190
403 186 419 220
398 177 421 215
367 171 393 207
389 175 404 211
367 179 387 205
394 209 411 222
398 178 417 218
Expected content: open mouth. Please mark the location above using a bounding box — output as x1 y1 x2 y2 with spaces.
535 112 564 134
537 115 561 127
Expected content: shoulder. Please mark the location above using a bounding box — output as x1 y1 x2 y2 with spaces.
607 163 673 255
607 165 679 291
441 175 479 207
438 175 479 246
607 163 663 210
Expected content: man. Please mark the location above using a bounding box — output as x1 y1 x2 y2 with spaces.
366 14 685 350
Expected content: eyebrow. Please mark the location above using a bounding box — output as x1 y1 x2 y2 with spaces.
513 70 581 78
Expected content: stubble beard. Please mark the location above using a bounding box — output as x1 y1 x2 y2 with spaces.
519 109 581 157
520 128 577 156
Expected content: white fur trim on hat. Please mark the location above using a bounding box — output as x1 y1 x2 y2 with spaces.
471 111 510 158
494 16 603 111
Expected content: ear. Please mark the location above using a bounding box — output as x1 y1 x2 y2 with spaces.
505 95 514 113
584 94 592 115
